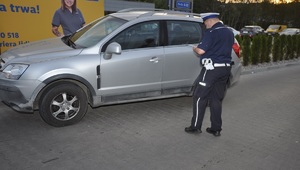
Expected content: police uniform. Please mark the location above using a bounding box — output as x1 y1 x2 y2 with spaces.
185 13 234 136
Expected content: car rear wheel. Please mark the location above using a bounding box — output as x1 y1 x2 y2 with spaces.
39 83 88 127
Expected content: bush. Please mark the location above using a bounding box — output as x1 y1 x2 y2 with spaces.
251 35 261 65
235 35 242 45
238 34 298 66
279 35 287 61
272 35 280 62
296 35 300 58
292 35 297 59
260 35 268 63
265 35 272 63
241 36 251 66
286 35 293 60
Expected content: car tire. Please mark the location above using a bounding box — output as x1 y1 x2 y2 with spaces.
39 83 88 127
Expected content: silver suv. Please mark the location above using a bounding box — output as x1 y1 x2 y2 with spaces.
0 9 242 127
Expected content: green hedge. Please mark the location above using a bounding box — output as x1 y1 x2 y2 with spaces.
238 34 300 66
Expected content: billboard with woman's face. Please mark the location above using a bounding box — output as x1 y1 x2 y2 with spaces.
0 0 104 53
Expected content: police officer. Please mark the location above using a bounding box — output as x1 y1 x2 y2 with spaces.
185 13 234 137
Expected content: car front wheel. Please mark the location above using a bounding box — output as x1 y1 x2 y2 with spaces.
39 83 88 127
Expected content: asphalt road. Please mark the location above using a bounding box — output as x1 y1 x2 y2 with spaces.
1 63 300 170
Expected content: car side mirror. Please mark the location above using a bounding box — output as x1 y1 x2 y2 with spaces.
104 42 122 60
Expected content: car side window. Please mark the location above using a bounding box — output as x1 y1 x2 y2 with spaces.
167 21 202 45
109 21 159 50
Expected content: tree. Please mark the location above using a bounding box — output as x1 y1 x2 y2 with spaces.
129 1 300 29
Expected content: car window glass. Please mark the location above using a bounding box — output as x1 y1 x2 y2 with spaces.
71 16 126 48
109 21 160 50
167 21 202 45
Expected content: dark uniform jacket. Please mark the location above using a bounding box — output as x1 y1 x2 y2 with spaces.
197 22 234 64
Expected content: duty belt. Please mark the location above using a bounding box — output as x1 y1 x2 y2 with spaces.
202 58 231 70
214 63 231 67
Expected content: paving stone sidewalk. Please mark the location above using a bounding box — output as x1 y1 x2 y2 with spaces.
0 58 300 170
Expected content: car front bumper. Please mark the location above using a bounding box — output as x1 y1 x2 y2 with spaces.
0 77 41 113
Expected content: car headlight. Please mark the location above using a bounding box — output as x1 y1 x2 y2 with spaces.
2 64 29 80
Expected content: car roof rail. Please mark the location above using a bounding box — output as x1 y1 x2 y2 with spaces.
117 8 201 19
117 8 165 13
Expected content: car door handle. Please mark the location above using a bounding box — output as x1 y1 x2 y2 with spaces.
149 57 159 63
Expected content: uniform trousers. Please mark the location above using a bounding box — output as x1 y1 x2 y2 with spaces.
191 66 231 131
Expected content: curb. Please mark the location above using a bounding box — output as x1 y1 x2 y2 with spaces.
241 59 300 75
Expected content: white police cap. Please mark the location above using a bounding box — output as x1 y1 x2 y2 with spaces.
200 12 220 21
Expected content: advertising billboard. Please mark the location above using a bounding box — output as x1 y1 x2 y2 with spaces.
0 0 104 53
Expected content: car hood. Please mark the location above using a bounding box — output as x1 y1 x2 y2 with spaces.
0 37 82 67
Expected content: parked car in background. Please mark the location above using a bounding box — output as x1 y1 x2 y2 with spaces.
240 25 265 38
279 28 300 35
227 26 240 36
0 9 242 127
266 24 287 35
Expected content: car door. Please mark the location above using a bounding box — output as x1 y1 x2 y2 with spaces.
162 20 203 95
99 21 164 101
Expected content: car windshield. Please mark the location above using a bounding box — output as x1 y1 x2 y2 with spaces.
65 16 127 48
268 25 280 29
241 27 254 31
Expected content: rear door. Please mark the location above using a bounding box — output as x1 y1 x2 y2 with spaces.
162 20 203 95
